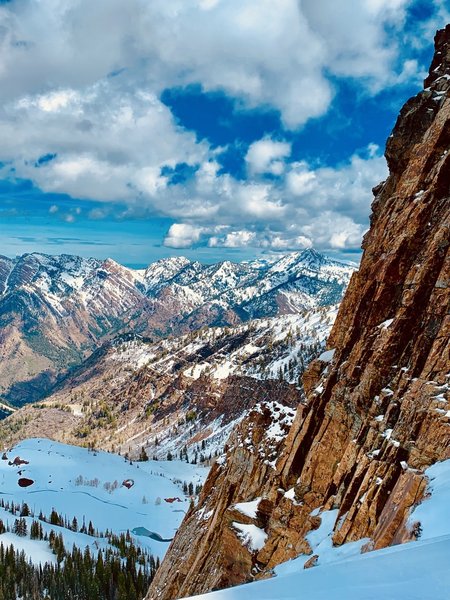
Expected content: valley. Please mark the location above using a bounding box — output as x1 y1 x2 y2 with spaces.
0 12 448 600
0 438 208 599
0 250 354 408
0 250 348 598
0 306 336 458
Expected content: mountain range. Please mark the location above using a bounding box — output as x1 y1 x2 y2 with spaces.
0 249 354 407
0 305 336 459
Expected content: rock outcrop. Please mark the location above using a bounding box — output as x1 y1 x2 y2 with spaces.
147 26 450 600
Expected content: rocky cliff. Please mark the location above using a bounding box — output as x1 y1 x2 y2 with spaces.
147 26 450 600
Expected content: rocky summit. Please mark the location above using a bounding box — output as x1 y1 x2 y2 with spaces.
147 25 450 600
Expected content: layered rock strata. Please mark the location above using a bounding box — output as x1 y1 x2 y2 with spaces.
147 26 450 600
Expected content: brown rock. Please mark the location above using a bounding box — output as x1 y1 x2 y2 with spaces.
18 478 34 488
303 554 319 569
147 27 450 600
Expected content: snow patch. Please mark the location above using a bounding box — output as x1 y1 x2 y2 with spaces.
233 498 261 519
318 349 335 363
232 522 267 552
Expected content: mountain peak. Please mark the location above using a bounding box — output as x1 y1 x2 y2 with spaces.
424 24 450 89
0 247 354 404
146 256 191 269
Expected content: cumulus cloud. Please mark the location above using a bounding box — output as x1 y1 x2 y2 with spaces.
160 145 388 252
0 0 440 256
302 0 409 89
245 138 291 175
0 0 422 128
0 83 206 202
286 165 317 196
163 223 204 248
209 230 256 248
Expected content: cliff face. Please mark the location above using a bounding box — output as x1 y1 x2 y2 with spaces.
147 27 450 600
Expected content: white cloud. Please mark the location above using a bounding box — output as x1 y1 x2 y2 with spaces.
207 230 313 250
396 59 427 86
159 146 388 252
236 184 286 219
163 223 204 248
268 235 312 250
245 138 291 175
301 213 366 249
0 0 421 128
301 0 410 89
408 1 449 52
209 230 256 248
435 0 450 21
17 89 80 113
199 0 221 10
0 82 206 202
286 164 317 196
0 0 439 256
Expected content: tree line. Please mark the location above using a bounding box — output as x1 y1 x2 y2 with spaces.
0 500 159 600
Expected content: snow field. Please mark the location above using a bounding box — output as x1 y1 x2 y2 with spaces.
0 438 209 563
191 458 450 599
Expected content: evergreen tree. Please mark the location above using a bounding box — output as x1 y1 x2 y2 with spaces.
139 447 149 462
13 518 27 537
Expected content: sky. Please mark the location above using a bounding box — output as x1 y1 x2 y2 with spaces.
0 0 449 267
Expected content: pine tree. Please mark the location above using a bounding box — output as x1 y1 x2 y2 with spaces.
13 518 27 537
139 447 149 462
71 516 78 532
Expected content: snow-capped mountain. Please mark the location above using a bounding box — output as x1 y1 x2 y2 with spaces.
0 305 336 460
0 253 146 407
0 249 355 406
141 249 354 322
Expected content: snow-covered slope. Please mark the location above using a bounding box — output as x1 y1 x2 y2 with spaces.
111 305 336 384
0 438 208 563
187 536 450 600
0 250 354 407
186 459 450 600
0 305 334 462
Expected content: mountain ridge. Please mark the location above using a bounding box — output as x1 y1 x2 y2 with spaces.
0 249 355 407
0 306 336 459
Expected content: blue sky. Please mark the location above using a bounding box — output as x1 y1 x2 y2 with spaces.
0 0 448 267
